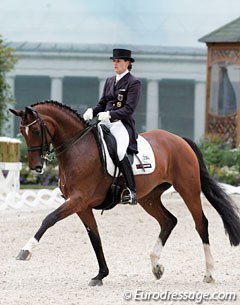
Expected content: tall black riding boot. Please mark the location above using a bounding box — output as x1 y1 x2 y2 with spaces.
120 156 137 205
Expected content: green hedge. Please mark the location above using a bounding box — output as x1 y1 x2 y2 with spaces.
20 163 58 187
199 138 240 186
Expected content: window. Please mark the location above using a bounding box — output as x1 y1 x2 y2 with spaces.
63 77 99 114
14 76 51 135
159 79 195 139
210 63 239 115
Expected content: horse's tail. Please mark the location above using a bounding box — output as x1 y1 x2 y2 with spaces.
183 137 240 246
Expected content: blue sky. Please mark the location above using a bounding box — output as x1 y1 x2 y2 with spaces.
0 0 239 48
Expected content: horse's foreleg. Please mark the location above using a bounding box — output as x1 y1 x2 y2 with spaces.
77 209 109 287
16 200 76 261
139 191 177 280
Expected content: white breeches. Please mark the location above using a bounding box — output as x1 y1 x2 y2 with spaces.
99 119 129 161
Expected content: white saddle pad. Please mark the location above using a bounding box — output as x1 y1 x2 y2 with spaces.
98 126 155 176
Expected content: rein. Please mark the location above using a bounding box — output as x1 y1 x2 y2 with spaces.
21 107 98 161
52 123 97 158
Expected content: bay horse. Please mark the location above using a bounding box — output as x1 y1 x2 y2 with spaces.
10 101 240 286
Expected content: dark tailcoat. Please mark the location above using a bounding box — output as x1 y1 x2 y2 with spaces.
93 72 141 154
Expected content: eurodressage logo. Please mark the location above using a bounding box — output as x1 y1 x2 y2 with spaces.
123 290 237 303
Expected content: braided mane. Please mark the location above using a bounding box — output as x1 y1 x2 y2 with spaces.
31 100 85 123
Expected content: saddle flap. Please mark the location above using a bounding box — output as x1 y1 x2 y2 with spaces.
99 124 120 167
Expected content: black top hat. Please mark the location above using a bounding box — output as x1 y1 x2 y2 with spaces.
110 48 135 62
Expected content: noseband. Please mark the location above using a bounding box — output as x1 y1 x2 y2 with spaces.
20 107 97 161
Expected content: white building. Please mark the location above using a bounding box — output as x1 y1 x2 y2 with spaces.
6 43 207 142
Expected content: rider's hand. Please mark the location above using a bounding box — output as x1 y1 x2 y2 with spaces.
83 108 93 121
98 111 111 121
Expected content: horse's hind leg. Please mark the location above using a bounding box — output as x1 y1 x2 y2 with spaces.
176 184 215 283
139 188 177 280
77 209 109 287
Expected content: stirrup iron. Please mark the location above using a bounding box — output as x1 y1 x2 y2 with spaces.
120 187 137 205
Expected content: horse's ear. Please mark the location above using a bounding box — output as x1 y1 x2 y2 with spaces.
9 108 25 117
25 106 35 115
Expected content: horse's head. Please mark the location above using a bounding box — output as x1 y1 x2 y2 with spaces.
10 106 53 173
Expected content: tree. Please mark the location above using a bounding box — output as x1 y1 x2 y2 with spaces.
0 35 18 135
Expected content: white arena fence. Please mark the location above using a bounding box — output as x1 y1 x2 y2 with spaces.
0 188 64 211
0 184 240 211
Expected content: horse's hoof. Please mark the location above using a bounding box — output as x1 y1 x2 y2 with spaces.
203 275 215 283
88 279 103 286
152 264 164 280
16 250 32 261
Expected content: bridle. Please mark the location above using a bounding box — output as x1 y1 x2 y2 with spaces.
20 107 97 162
20 107 54 161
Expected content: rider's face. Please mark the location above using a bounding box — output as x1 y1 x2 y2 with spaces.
112 59 129 75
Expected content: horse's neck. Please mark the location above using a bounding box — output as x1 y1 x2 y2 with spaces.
49 110 98 160
56 119 84 142
47 109 85 145
40 106 110 198
54 114 101 186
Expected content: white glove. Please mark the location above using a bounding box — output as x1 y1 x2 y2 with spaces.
98 111 111 121
83 108 93 121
